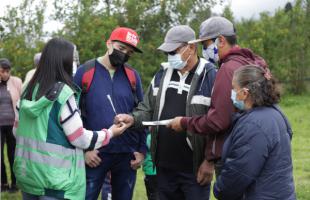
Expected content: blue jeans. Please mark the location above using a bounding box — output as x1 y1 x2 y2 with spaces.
157 167 210 200
22 192 64 200
86 152 137 200
101 173 112 200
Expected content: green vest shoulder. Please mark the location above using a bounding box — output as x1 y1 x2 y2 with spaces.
14 82 85 200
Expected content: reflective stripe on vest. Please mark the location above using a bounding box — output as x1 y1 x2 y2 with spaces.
16 135 84 168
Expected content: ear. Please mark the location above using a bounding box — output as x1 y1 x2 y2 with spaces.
240 88 249 100
217 35 225 48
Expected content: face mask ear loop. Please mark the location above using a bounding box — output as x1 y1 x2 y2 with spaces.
185 53 191 63
181 45 191 63
179 45 188 56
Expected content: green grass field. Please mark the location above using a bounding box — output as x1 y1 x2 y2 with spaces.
2 94 310 200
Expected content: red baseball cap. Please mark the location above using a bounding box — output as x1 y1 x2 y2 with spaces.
109 27 143 53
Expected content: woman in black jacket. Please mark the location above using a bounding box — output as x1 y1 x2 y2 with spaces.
213 65 296 200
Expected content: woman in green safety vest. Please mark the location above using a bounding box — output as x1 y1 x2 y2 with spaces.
13 38 127 200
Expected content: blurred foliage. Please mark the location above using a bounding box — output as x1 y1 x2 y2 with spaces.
0 0 46 78
0 0 309 94
51 0 214 86
235 0 310 94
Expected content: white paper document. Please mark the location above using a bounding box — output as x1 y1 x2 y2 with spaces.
142 119 173 126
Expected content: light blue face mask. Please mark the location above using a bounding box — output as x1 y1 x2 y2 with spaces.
168 46 190 70
202 38 219 63
231 89 245 110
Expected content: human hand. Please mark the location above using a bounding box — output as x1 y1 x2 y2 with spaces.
85 150 101 168
130 152 145 170
114 114 134 128
197 159 214 185
109 123 127 137
167 116 184 132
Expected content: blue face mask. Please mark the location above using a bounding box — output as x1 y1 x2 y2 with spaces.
231 89 245 110
168 46 190 70
202 38 219 63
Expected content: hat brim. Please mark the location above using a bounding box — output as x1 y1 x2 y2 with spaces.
188 38 210 44
132 46 143 53
157 42 183 52
126 44 142 53
112 40 143 53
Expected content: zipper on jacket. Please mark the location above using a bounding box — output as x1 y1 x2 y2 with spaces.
199 68 207 92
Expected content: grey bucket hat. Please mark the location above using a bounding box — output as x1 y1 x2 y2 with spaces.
158 25 196 52
189 16 235 44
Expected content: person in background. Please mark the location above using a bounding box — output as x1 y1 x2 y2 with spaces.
13 38 126 200
142 129 159 200
72 44 80 76
0 58 22 193
213 65 296 199
23 52 41 88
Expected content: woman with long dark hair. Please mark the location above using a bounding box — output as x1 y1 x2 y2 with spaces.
13 38 126 200
213 65 296 200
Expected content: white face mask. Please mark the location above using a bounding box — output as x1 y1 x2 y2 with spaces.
202 38 219 63
168 46 191 70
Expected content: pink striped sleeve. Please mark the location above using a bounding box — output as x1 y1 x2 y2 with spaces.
102 129 112 146
67 127 84 142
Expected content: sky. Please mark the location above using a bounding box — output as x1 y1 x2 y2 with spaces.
0 0 293 33
212 0 293 20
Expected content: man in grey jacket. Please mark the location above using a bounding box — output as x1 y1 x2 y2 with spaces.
115 25 217 200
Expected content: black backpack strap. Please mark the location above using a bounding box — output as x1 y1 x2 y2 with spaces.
46 82 65 101
124 64 137 92
80 59 96 120
81 59 96 93
124 63 139 106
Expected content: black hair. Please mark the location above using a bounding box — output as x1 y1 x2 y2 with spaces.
23 38 75 100
234 65 280 107
224 35 237 46
0 58 12 69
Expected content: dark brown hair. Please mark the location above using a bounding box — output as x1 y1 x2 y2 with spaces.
224 35 237 46
23 38 75 100
234 65 280 107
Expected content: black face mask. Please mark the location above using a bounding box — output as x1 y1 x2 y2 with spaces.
109 48 130 68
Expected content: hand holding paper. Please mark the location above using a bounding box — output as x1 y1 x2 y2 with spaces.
114 114 134 128
166 116 184 132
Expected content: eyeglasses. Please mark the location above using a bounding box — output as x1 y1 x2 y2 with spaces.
167 51 177 56
166 45 188 56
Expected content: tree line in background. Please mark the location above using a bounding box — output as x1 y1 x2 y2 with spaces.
0 0 309 94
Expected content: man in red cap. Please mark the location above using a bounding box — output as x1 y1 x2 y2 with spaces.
74 27 146 200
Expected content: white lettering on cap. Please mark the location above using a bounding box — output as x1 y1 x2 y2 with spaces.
126 32 138 46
